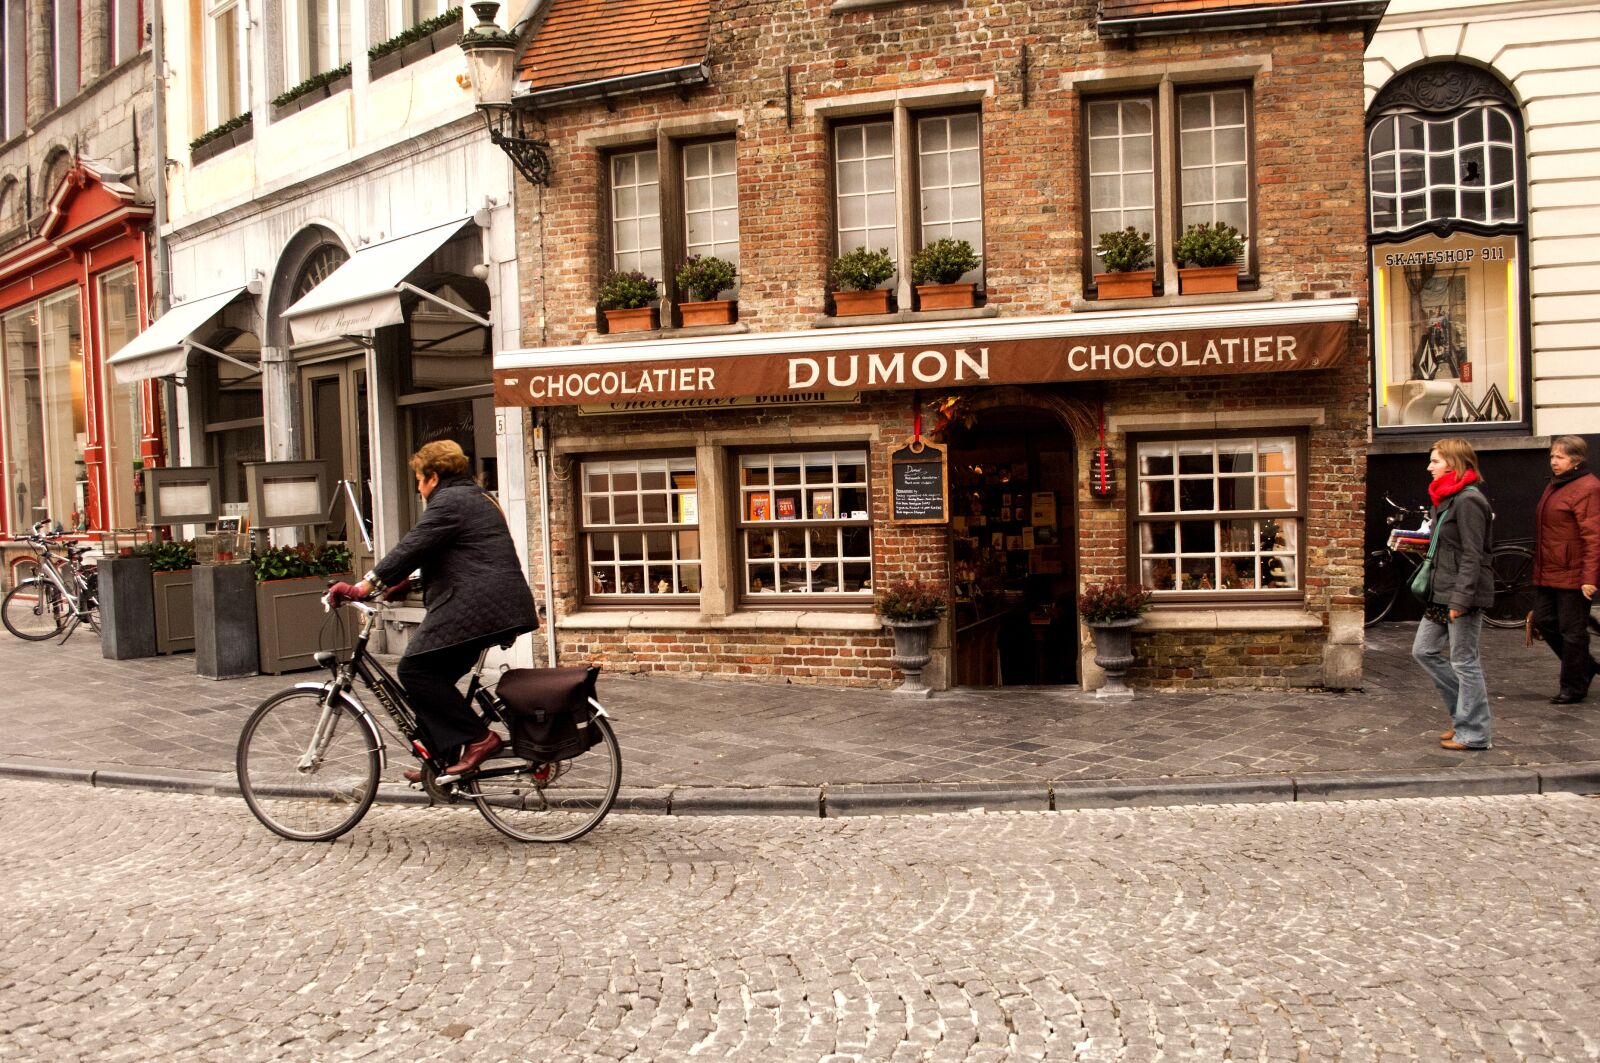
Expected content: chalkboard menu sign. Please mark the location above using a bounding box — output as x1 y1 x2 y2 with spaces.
890 439 948 525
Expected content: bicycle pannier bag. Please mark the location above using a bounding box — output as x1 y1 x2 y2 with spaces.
495 666 602 762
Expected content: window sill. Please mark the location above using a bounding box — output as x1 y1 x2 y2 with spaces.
812 305 999 329
558 609 883 633
585 322 750 344
1071 287 1276 312
1137 605 1320 632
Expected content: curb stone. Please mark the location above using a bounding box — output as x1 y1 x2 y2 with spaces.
1293 766 1541 802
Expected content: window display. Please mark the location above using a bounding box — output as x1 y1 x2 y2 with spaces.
581 456 700 597
738 449 871 595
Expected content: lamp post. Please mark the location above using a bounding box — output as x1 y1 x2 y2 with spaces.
459 1 552 186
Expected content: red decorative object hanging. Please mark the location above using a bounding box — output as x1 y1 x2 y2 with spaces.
1090 400 1115 499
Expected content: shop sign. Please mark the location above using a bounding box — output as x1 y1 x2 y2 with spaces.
575 391 859 415
890 439 948 525
495 319 1349 408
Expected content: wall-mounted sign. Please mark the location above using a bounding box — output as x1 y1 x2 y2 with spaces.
576 392 859 415
890 439 948 525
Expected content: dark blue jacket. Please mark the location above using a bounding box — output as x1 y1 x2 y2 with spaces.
1428 485 1495 612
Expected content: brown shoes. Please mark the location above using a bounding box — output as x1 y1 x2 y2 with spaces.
444 730 503 776
403 768 422 784
1439 729 1454 741
1440 738 1490 751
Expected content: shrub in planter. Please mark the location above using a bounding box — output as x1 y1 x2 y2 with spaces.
190 112 253 156
252 543 355 674
135 539 198 573
675 255 738 325
1077 579 1153 697
876 579 946 696
272 63 353 111
911 238 982 310
369 5 461 60
1093 227 1156 299
251 543 354 582
597 270 661 332
133 540 198 654
1174 222 1245 294
830 247 896 316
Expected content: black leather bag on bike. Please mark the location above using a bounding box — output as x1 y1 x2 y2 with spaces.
495 666 602 763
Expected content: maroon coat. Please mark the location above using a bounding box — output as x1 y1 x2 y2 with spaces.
1533 470 1600 589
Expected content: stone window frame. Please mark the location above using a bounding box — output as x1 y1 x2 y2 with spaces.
576 451 703 604
1070 56 1270 300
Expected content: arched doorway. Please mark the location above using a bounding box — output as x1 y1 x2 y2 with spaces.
945 400 1079 687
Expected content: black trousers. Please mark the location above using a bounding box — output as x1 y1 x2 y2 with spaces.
1532 586 1599 698
396 639 494 756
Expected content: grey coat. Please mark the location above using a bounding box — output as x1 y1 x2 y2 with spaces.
371 474 537 656
1427 486 1495 612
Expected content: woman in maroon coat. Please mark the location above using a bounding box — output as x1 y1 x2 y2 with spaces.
1533 435 1600 704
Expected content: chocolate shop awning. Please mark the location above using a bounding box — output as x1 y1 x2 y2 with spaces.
281 214 488 345
107 284 257 384
493 297 1359 407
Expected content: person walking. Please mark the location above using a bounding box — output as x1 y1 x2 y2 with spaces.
1412 437 1496 751
1532 434 1600 705
330 440 537 778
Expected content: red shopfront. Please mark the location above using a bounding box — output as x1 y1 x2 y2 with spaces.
0 163 160 538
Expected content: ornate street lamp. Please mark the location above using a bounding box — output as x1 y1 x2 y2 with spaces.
459 1 551 186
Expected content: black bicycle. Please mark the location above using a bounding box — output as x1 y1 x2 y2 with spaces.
2 521 100 643
236 594 620 843
1364 495 1534 629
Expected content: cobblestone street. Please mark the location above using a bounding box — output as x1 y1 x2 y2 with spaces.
4 781 1598 1062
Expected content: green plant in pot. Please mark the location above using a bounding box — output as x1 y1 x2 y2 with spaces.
674 255 739 326
876 579 947 696
135 539 198 573
596 270 661 333
1092 227 1156 300
1077 579 1153 697
251 542 354 582
1174 222 1245 294
829 247 896 316
910 238 982 310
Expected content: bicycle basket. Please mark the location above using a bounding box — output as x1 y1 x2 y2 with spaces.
495 666 602 763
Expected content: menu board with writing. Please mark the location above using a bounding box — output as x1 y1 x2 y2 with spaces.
890 439 948 525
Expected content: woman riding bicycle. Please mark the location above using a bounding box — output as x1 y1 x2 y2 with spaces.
329 440 536 779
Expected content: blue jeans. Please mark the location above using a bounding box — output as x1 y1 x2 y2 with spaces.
1412 611 1491 747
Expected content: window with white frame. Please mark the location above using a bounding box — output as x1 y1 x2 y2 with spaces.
109 0 143 66
1085 86 1253 285
609 149 662 282
738 450 872 597
1133 434 1302 596
580 456 700 598
391 0 447 35
2 0 24 139
285 0 352 83
1369 104 1518 232
205 0 243 127
683 139 739 281
50 0 80 109
835 121 897 263
917 113 983 260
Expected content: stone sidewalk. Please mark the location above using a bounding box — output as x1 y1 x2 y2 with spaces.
1 620 1597 813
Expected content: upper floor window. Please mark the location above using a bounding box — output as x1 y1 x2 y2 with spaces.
835 121 896 262
109 0 144 66
917 113 982 272
390 0 448 34
609 149 661 281
1369 104 1518 233
1 0 21 139
285 0 351 83
50 0 81 109
682 139 739 275
205 0 244 126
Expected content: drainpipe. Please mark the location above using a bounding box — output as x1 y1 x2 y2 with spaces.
149 0 176 466
533 411 558 666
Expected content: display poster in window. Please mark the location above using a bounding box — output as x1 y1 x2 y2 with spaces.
748 492 770 521
677 493 698 524
890 439 948 525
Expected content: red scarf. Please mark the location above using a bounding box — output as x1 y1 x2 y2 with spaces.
1428 467 1480 507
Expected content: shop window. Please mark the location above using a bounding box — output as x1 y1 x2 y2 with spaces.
205 0 244 126
1 292 86 531
285 0 351 83
737 449 871 597
1368 64 1525 430
1084 86 1252 287
580 456 700 598
98 266 144 529
109 0 143 66
1132 434 1302 597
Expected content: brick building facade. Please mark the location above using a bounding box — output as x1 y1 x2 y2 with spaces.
493 0 1382 691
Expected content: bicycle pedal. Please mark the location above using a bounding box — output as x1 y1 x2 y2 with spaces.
435 772 461 785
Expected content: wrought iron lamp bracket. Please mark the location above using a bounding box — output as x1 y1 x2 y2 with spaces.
481 104 551 186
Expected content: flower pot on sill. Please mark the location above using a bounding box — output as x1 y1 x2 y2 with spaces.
832 289 892 317
679 299 736 327
915 282 976 311
1178 265 1240 295
1094 270 1155 300
603 307 659 334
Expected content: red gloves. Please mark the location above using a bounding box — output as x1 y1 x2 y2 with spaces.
381 577 412 602
326 581 367 607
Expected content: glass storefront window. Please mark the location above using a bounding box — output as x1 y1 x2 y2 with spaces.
1 291 84 532
99 267 143 529
1372 234 1521 428
580 456 700 598
738 449 872 596
202 331 264 506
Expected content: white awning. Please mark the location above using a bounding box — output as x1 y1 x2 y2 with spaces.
281 215 486 345
106 285 254 384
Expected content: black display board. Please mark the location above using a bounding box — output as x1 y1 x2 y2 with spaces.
890 439 948 525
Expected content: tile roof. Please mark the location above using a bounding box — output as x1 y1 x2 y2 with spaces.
516 0 710 93
1101 0 1308 20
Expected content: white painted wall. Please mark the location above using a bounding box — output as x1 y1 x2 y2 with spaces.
1366 0 1600 437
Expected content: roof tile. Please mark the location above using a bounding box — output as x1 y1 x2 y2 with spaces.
517 0 711 92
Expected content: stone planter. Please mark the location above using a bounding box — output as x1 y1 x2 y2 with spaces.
1178 265 1240 294
603 307 659 334
256 572 354 675
915 282 976 311
153 568 196 654
195 563 260 680
832 289 892 317
679 299 736 327
1094 270 1155 300
98 555 156 660
1088 617 1143 697
885 618 939 697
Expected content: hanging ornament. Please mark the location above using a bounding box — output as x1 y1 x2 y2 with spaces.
1090 399 1115 499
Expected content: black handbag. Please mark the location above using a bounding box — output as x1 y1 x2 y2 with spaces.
494 666 602 762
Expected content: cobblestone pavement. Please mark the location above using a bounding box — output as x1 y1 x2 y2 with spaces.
1 622 1597 798
3 781 1599 1061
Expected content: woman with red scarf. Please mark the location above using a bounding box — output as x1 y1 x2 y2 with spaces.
1411 438 1496 751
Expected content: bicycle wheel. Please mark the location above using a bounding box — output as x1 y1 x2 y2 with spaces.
1364 550 1402 627
237 689 381 842
3 579 67 641
1485 545 1535 629
466 714 621 843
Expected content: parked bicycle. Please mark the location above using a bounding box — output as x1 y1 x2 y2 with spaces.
1364 495 1534 629
236 592 620 844
2 521 100 643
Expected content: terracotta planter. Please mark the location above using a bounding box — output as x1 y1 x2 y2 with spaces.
1088 617 1143 697
885 618 939 697
603 307 659 334
256 573 354 675
915 282 976 311
1094 270 1155 299
1178 265 1240 294
679 299 736 327
832 289 892 317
